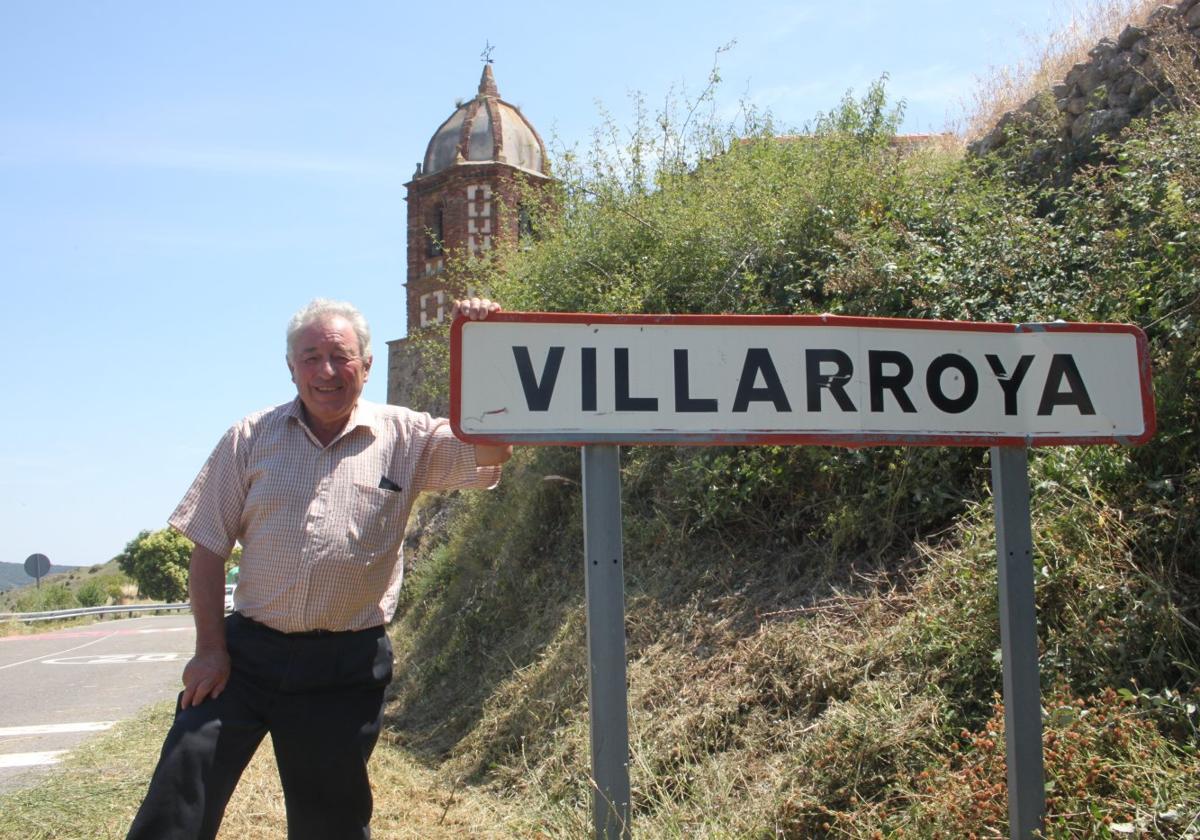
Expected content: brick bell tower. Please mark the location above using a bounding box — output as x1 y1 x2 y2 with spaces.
387 63 552 412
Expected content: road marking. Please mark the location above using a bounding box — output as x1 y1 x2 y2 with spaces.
0 633 116 671
0 751 67 769
0 626 189 644
43 652 186 665
0 722 116 737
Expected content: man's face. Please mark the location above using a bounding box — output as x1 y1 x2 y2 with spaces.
287 316 372 433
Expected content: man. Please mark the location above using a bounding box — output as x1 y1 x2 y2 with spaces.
127 297 511 840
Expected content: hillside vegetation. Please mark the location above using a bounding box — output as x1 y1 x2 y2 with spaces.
385 35 1200 840
0 560 75 594
0 559 130 616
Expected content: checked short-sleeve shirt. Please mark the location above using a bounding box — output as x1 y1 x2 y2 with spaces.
169 398 500 633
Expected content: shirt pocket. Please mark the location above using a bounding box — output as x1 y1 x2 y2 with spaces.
347 482 403 560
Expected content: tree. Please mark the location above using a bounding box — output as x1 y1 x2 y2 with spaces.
115 528 193 602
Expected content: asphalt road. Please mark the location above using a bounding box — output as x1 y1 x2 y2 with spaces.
0 614 195 794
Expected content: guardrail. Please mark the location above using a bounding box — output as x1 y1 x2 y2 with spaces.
0 603 192 623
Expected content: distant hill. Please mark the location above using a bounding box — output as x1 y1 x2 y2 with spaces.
0 560 78 592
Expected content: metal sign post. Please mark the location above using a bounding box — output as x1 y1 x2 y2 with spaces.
992 446 1045 838
452 311 1155 840
581 445 632 839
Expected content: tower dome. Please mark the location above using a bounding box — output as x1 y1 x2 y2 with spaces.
420 64 548 178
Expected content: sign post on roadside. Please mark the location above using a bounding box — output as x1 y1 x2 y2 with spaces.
452 311 1155 840
24 553 51 589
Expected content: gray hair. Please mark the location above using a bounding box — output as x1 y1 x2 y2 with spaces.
286 299 372 362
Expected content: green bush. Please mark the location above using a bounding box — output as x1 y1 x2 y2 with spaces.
75 578 109 607
14 583 78 613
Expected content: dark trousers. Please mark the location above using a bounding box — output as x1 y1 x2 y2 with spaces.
127 613 393 840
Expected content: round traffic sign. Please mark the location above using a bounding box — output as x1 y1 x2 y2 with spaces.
24 553 51 578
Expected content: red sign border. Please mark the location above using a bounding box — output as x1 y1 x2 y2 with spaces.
450 312 1155 448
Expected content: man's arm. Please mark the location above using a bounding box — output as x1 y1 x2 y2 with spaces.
474 443 513 466
179 544 231 709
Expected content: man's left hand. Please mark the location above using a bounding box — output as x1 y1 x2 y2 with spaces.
454 297 501 320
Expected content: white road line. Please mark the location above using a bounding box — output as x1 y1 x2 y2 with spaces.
0 751 67 769
0 633 116 671
0 625 190 644
0 722 116 737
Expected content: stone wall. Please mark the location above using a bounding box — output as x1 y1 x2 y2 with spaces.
387 335 449 418
972 0 1200 169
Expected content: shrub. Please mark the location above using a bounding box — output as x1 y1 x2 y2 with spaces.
75 579 109 608
14 583 78 613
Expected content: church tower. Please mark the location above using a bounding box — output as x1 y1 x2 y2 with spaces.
387 64 552 411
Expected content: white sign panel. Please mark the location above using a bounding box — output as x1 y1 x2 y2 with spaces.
451 313 1154 447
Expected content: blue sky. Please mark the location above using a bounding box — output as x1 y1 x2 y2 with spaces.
1 1 1085 569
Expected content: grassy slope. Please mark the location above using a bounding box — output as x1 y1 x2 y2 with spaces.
387 448 1199 836
0 558 129 613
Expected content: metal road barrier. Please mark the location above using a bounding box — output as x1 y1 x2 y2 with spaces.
0 603 192 622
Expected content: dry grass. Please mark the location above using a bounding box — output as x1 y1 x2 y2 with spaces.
0 615 100 637
962 0 1165 140
404 533 973 838
218 733 526 839
0 703 168 839
400 481 1199 837
0 699 533 840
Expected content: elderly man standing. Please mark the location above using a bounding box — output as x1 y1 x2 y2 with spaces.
127 297 511 840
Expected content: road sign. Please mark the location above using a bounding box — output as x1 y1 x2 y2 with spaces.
24 553 50 587
452 312 1153 447
451 311 1156 840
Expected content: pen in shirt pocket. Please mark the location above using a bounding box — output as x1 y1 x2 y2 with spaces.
378 476 402 492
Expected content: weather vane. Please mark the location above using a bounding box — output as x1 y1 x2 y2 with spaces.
481 41 495 64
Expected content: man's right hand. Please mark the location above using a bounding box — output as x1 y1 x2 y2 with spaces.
181 543 231 710
180 648 231 709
